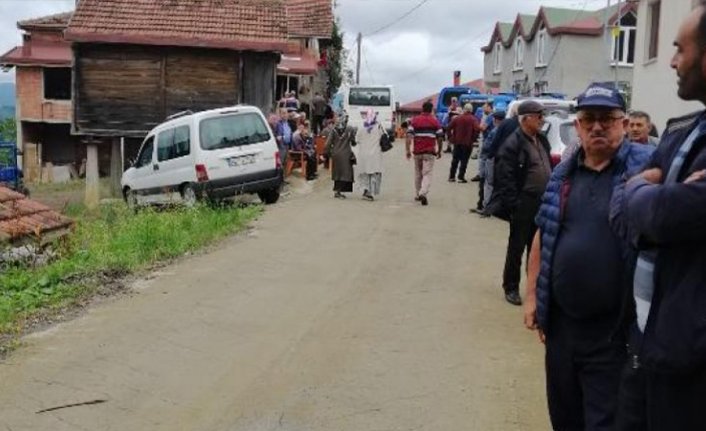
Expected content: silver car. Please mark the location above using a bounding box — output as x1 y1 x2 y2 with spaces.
540 112 578 167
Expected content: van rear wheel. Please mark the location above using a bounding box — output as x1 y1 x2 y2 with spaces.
258 187 280 204
181 183 199 207
125 188 138 211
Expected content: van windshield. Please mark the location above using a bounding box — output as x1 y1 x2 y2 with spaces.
348 88 391 107
199 113 271 150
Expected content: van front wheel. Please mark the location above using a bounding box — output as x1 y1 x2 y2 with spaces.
258 187 280 204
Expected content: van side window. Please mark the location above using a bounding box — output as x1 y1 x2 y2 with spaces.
135 137 154 168
173 126 191 158
200 113 271 150
157 129 176 162
157 126 190 162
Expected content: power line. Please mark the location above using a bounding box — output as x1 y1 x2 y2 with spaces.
394 23 496 84
365 0 431 37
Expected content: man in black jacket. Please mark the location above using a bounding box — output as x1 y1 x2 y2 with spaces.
612 4 706 429
486 100 551 306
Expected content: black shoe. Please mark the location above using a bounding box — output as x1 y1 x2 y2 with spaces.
448 178 456 183
334 192 346 199
505 291 522 306
443 148 452 153
470 175 481 182
469 207 483 214
457 178 468 183
363 191 374 201
419 195 428 206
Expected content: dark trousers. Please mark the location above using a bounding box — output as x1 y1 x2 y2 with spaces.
502 192 541 294
449 145 472 180
305 153 317 179
313 115 325 135
546 313 626 431
477 177 485 210
617 356 706 431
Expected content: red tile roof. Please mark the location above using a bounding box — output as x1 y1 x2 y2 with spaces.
278 53 319 75
0 41 72 67
287 0 333 38
18 11 73 31
0 187 73 246
65 0 291 53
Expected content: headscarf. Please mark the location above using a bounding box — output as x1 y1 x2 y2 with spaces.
335 112 349 131
363 109 378 133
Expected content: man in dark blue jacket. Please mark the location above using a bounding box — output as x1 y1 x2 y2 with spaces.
525 83 653 430
611 4 706 429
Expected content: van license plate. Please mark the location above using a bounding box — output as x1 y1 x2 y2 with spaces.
228 155 256 167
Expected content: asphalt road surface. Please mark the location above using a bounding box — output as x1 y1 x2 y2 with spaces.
0 143 550 430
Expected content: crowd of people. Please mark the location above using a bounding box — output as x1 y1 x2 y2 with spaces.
396 5 706 430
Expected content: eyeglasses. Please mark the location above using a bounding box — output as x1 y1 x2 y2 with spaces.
577 113 624 129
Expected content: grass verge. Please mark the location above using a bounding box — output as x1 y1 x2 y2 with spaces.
0 202 262 335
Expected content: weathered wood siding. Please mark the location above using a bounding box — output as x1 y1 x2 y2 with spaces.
74 44 250 137
241 53 277 113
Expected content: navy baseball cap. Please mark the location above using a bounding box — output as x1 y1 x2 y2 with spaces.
576 83 626 111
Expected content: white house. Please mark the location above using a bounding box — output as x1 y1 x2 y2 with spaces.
632 0 702 132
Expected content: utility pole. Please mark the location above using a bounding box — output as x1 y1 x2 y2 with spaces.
356 32 362 85
605 0 612 80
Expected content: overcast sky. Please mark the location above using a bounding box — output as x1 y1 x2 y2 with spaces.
0 0 609 103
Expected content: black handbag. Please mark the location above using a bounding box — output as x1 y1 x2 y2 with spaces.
379 127 393 152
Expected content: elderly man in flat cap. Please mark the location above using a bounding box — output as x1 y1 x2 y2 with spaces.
486 100 550 306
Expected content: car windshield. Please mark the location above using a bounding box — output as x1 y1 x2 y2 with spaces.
560 122 578 147
348 88 391 107
199 113 271 151
441 90 467 108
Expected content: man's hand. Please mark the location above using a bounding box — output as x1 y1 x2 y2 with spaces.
406 151 412 160
436 150 442 160
685 169 706 184
641 168 663 184
524 298 538 330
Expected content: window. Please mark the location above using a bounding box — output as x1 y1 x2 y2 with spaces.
135 137 154 168
493 42 502 74
647 1 661 60
43 68 71 100
348 87 391 107
611 12 637 65
536 28 547 67
514 37 524 70
157 126 190 162
200 113 271 150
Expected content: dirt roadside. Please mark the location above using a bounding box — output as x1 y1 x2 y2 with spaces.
0 146 549 430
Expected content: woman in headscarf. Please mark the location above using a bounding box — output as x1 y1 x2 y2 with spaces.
355 108 385 201
326 112 356 199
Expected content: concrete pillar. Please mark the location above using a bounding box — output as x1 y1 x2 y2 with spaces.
110 137 122 198
85 143 99 209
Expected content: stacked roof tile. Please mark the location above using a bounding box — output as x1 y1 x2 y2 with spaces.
17 11 73 31
0 187 73 246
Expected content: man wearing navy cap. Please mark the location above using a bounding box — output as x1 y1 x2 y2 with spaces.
524 83 653 430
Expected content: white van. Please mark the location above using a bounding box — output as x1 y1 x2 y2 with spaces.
340 85 396 134
121 105 283 208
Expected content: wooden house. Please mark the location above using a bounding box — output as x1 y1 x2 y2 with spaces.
65 0 292 138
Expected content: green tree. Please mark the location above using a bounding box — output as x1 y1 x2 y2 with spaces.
325 19 345 98
0 117 16 142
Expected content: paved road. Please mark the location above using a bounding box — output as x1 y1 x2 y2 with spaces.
0 144 549 430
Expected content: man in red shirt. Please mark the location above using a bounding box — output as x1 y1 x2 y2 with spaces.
448 103 481 183
406 100 444 206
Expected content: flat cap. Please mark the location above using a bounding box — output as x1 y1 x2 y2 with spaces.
517 100 544 115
